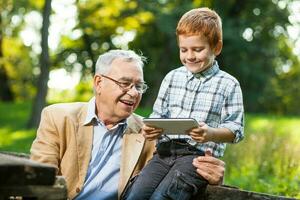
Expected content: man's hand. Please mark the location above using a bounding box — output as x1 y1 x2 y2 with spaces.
192 149 225 185
142 124 163 141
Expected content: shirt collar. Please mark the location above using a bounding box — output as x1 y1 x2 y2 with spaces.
83 97 127 129
84 97 98 125
186 60 220 81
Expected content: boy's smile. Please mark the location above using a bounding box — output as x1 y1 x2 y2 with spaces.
178 35 219 73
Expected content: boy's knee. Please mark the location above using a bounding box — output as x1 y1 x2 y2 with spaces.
167 170 207 199
150 170 208 200
170 170 196 194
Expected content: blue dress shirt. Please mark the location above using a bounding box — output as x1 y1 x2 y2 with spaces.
75 97 126 200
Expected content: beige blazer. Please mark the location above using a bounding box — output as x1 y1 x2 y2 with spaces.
30 102 155 199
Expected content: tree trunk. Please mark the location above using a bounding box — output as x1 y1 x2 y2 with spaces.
27 0 52 128
83 33 96 75
0 13 14 101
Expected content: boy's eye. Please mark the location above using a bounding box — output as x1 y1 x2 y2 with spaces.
194 48 203 52
180 48 187 53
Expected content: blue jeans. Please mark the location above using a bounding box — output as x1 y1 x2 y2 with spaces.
122 139 207 200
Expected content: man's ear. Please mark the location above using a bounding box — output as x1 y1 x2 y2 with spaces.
94 74 102 94
214 40 223 56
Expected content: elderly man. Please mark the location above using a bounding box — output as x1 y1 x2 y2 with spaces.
30 50 225 200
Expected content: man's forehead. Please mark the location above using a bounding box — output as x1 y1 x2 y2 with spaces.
109 58 144 80
118 76 144 82
110 58 141 70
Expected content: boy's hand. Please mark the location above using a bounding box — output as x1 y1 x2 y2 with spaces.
188 122 214 143
142 124 163 141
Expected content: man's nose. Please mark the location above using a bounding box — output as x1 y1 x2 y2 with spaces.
126 85 140 96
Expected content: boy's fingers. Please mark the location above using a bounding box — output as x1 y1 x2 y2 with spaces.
198 122 206 127
143 126 155 131
143 131 161 140
205 149 213 156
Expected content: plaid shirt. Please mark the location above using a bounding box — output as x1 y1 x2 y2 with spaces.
150 61 244 157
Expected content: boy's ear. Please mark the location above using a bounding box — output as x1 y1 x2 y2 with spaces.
214 40 223 56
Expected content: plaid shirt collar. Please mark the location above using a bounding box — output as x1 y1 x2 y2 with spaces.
186 61 220 81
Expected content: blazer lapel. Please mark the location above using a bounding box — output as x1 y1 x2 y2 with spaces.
75 105 93 184
119 132 145 195
118 115 145 196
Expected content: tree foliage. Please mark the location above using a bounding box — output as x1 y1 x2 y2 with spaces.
55 0 154 78
213 0 300 114
129 0 300 113
0 0 45 102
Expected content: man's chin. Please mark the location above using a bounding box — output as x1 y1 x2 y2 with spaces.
117 103 139 118
118 110 134 119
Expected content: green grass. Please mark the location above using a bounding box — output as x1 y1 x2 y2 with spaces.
0 102 299 198
0 102 35 153
223 114 300 198
135 107 153 117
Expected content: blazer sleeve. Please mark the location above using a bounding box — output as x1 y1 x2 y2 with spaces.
30 107 60 173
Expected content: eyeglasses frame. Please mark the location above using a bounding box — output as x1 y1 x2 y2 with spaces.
100 74 148 94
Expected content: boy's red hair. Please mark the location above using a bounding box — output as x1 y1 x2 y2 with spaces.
176 7 222 48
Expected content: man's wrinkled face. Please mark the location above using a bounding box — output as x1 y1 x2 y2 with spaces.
94 58 143 123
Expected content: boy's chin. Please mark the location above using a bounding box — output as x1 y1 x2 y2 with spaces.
185 65 204 74
185 63 212 74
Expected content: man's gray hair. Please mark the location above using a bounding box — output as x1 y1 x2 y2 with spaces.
95 49 147 75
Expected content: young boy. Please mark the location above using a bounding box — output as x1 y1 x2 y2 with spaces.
123 7 244 200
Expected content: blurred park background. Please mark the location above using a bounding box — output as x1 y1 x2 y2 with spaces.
0 0 299 198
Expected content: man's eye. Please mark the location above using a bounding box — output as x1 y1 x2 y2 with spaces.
119 82 131 88
135 84 143 90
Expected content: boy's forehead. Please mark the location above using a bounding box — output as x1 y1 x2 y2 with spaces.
179 33 206 38
178 34 209 45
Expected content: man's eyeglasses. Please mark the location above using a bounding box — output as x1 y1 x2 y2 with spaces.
101 74 148 94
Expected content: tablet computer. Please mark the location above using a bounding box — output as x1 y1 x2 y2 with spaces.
142 118 199 135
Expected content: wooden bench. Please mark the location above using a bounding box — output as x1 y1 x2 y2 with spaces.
0 151 296 200
197 185 297 200
0 152 67 200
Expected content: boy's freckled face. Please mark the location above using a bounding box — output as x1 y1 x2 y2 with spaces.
178 35 216 73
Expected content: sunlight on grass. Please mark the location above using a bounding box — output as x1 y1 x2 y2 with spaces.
0 129 35 153
224 114 300 198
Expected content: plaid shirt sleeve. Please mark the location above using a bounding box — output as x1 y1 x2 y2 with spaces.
219 82 244 143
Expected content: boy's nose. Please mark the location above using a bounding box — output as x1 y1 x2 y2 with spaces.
187 51 195 59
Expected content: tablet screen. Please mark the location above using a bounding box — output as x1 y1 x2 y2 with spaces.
142 118 199 134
